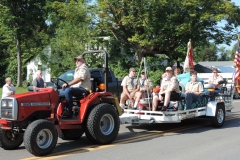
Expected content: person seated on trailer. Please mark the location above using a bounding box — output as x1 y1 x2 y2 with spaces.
134 69 153 109
208 67 223 94
119 67 140 109
185 71 204 110
174 68 181 76
152 72 166 109
152 67 180 111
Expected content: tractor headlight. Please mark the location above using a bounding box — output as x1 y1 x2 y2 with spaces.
1 99 13 108
8 100 13 107
1 100 7 107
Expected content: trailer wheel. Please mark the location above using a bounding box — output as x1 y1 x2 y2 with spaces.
210 104 225 127
24 120 58 156
85 103 120 144
0 128 23 150
59 129 84 140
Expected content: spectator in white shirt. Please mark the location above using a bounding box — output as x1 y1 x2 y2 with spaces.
2 77 16 98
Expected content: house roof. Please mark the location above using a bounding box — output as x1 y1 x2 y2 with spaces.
197 61 234 67
196 61 235 73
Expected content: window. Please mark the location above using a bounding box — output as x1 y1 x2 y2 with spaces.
59 70 74 82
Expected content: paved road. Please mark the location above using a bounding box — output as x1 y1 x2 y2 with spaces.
1 100 240 160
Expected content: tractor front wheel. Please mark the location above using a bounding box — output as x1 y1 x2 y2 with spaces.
24 120 58 156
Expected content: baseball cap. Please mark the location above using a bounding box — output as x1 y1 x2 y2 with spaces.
165 67 172 71
74 55 85 61
129 67 136 72
141 69 146 73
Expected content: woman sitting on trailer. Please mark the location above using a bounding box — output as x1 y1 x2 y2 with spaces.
208 67 223 94
152 67 181 111
134 69 153 109
185 71 204 110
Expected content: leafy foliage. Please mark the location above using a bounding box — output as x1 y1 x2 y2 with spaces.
96 0 240 64
0 0 49 86
45 0 92 77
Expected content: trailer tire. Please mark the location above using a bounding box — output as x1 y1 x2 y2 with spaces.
84 103 120 144
59 129 84 140
210 104 225 128
24 120 58 156
0 128 23 150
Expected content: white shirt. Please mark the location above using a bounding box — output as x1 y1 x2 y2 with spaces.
2 84 16 98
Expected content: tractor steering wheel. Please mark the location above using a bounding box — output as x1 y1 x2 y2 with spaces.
51 78 70 90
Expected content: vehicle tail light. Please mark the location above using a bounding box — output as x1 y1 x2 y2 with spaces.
99 83 105 91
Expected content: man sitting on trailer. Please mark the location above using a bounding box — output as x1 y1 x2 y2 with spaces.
120 67 140 109
185 71 204 110
152 67 181 111
134 69 153 109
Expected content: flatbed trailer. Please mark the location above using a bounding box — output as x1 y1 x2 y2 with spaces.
121 83 234 127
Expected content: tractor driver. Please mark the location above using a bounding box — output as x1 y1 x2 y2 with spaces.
60 55 91 118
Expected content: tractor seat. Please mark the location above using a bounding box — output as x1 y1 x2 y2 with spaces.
72 91 90 100
60 91 90 100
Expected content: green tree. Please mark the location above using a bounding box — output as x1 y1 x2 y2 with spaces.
0 0 49 86
96 0 240 65
218 46 231 61
230 43 237 60
45 0 92 77
195 43 218 62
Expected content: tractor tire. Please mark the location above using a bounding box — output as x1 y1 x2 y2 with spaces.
24 120 58 156
210 103 225 128
0 128 23 150
59 129 84 140
84 103 120 144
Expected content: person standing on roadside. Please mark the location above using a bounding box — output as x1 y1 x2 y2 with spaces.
2 77 16 98
33 70 45 91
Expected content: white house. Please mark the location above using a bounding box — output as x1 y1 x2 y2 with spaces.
26 46 51 84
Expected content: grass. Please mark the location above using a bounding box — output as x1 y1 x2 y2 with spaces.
0 87 28 97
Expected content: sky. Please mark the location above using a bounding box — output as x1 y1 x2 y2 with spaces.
220 0 240 50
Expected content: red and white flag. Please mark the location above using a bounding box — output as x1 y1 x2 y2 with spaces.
234 38 240 93
183 40 194 72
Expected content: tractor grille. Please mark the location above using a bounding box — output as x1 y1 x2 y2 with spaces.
0 97 18 120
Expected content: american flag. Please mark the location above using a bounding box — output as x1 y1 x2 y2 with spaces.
234 37 240 93
183 39 194 72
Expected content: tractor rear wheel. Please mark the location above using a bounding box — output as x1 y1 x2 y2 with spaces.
85 103 120 144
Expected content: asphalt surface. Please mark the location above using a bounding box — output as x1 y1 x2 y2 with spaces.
0 100 240 160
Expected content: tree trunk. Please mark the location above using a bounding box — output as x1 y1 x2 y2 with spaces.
16 38 22 87
134 48 142 64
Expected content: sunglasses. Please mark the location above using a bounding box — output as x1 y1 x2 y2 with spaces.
213 72 217 73
76 59 81 62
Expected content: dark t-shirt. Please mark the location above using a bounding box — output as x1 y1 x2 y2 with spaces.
33 77 44 88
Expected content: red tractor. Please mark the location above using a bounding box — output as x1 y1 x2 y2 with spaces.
0 50 123 156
